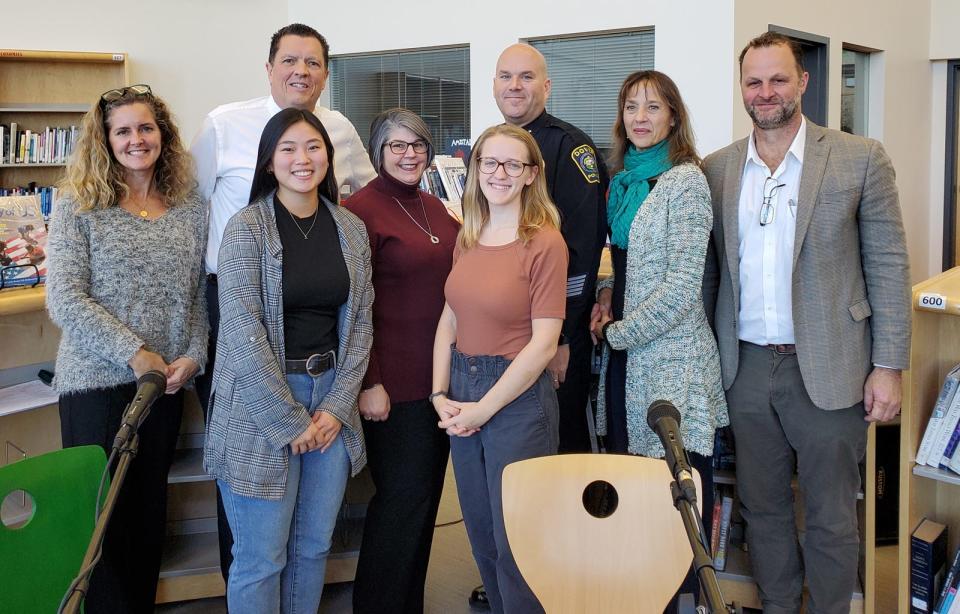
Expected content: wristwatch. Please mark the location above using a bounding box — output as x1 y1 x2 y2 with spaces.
428 391 448 403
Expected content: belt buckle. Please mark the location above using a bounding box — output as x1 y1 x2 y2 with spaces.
305 351 332 376
771 344 795 355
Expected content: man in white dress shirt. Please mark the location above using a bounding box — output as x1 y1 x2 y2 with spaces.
702 31 910 614
191 22 376 583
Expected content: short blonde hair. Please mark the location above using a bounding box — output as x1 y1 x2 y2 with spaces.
60 88 195 212
458 124 560 251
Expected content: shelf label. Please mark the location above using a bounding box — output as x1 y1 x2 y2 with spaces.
112 54 124 62
918 292 947 310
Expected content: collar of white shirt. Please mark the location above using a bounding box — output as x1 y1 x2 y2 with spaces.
745 116 807 175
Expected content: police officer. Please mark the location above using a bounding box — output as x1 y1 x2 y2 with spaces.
494 42 608 454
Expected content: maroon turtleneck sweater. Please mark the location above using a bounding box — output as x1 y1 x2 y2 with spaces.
344 171 460 403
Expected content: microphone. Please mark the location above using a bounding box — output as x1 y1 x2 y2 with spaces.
647 399 698 503
112 370 167 449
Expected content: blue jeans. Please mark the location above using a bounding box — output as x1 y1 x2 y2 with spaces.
218 370 350 614
448 347 558 614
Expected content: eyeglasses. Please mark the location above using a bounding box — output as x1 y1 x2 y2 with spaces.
759 176 787 226
384 140 428 155
477 157 535 177
99 84 153 109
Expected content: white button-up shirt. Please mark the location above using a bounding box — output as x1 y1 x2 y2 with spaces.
191 95 377 274
737 118 806 345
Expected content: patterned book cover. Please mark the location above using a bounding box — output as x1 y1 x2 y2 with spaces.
0 194 48 289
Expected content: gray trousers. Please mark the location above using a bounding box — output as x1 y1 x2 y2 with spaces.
727 342 867 614
448 347 558 614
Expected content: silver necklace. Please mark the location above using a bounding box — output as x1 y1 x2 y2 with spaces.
284 204 319 240
393 194 439 244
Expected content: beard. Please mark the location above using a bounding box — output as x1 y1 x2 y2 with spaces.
746 94 800 130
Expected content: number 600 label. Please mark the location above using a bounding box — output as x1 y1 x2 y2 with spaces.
919 292 947 310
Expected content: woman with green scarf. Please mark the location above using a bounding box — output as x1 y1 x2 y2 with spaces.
590 70 729 609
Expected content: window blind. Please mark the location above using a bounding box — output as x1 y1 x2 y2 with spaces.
329 46 470 152
530 30 654 150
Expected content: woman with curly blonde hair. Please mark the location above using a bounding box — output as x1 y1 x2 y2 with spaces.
46 84 207 613
431 124 566 613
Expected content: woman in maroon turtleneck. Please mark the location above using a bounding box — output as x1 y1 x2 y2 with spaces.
343 108 460 614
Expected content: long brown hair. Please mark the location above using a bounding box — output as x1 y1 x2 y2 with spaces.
60 87 194 211
608 70 700 175
458 124 560 251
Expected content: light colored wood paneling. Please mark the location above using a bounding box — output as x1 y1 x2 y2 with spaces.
0 308 58 370
0 58 126 106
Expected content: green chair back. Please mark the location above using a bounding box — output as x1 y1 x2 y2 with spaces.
0 445 108 613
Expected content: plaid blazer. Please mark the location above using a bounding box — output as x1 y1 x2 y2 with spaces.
702 120 911 409
203 192 373 499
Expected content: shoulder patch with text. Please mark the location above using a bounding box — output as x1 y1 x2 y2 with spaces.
571 145 600 184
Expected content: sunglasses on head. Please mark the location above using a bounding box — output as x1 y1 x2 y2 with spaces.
99 84 153 109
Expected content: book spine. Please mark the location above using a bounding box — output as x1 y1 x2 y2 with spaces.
919 373 960 465
714 494 733 571
935 547 960 614
931 394 960 468
914 533 935 613
709 496 722 559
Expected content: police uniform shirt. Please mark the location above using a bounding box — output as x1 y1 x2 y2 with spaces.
523 110 609 337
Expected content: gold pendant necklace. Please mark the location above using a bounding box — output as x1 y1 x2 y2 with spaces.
393 195 439 244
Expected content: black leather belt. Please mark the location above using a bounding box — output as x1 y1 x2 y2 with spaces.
286 350 335 376
766 344 796 355
207 273 218 285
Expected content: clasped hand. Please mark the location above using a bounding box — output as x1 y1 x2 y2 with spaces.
432 396 489 437
290 411 342 455
589 287 614 344
128 348 199 394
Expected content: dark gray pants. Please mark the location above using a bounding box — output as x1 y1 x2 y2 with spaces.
448 347 558 614
727 342 867 614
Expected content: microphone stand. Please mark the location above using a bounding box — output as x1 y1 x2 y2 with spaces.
669 479 738 614
61 417 144 613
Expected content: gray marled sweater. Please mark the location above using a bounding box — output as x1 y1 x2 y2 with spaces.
46 193 209 393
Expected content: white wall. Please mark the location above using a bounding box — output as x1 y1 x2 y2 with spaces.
931 0 960 59
291 0 736 157
1 0 289 140
733 1 935 280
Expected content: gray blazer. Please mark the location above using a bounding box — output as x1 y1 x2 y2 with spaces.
597 163 729 458
702 120 911 410
203 192 373 500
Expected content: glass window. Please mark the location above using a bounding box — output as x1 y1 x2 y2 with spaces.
528 29 654 153
841 49 870 136
329 46 470 154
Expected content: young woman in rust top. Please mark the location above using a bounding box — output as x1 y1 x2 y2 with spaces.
431 124 568 614
343 108 460 614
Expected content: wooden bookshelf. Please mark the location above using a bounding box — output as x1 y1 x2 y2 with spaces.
899 267 960 611
0 49 126 186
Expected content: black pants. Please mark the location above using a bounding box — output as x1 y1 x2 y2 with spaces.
194 276 234 583
556 315 595 453
59 383 184 614
353 398 449 614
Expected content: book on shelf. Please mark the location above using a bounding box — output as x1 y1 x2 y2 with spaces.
0 194 48 289
712 425 736 471
929 388 960 470
934 545 960 614
912 518 948 613
714 489 733 571
3 122 77 165
917 364 960 467
419 156 465 223
0 185 57 222
709 495 722 561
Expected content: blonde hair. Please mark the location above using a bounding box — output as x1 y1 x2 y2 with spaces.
458 124 560 251
60 88 195 212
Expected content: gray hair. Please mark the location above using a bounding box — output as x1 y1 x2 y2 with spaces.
368 108 435 172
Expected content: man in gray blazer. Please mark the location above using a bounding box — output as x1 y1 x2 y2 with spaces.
702 31 910 614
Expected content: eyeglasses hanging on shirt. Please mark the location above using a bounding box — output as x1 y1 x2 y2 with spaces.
759 176 787 226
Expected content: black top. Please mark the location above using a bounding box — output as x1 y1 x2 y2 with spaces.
523 111 609 337
274 196 350 359
611 177 657 321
